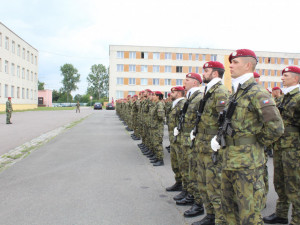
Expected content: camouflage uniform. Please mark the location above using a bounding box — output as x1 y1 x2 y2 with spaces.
273 87 300 224
6 100 13 124
131 100 139 135
221 77 284 225
165 101 172 126
195 81 230 225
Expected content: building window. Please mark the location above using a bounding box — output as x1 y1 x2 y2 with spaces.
261 57 265 63
35 56 38 65
211 54 217 61
196 54 200 61
117 64 124 72
288 58 294 65
0 58 2 72
280 58 284 64
27 70 29 80
153 52 160 60
298 59 300 65
202 54 206 61
189 66 192 73
176 79 183 86
31 54 33 63
141 52 148 59
262 81 265 87
5 85 8 98
117 51 124 58
17 87 20 98
27 51 30 61
5 37 9 50
275 58 278 64
165 79 171 85
141 65 148 72
165 52 171 60
268 70 271 76
129 51 136 59
141 78 148 85
189 53 192 60
116 91 124 99
129 65 136 72
262 69 265 75
11 86 15 98
164 92 169 99
11 63 15 76
5 60 9 73
196 67 199 73
176 66 182 73
129 78 136 85
267 57 271 63
22 48 25 59
17 45 20 56
153 78 159 85
280 82 283 88
16 66 20 77
31 71 33 81
0 32 2 46
12 41 15 53
22 68 25 79
274 70 277 76
26 89 29 99
153 65 159 73
117 77 124 85
31 89 33 99
128 91 135 96
165 66 171 72
176 53 183 60
268 82 271 88
22 88 25 99
35 73 37 82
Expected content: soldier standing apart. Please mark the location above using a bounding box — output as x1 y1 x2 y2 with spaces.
6 97 13 124
76 101 80 113
191 61 230 225
263 66 300 225
166 86 186 191
211 49 284 225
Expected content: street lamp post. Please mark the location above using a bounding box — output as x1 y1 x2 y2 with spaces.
90 96 93 108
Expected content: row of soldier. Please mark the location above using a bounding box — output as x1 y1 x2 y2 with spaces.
116 48 300 225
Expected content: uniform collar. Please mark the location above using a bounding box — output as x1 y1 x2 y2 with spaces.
282 84 300 95
206 78 222 94
187 87 201 99
231 73 253 93
172 97 185 109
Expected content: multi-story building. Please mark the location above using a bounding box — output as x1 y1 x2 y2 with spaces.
109 45 300 100
0 22 38 111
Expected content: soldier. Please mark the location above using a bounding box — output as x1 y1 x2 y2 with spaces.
272 86 283 106
6 97 13 124
76 101 80 113
211 49 284 225
165 93 172 152
166 86 186 191
173 73 204 218
263 66 300 225
131 95 140 140
191 61 230 225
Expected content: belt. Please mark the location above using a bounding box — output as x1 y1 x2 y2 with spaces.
285 126 299 133
198 128 218 135
226 136 257 146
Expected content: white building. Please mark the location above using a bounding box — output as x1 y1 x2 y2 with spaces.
0 22 38 111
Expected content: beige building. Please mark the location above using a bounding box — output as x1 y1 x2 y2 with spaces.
0 22 38 111
109 45 300 100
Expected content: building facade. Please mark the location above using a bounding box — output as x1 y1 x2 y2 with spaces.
38 89 52 107
0 22 38 111
109 45 300 100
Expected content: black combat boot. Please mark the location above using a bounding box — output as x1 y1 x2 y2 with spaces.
176 194 194 205
150 158 158 163
192 214 215 225
166 181 182 192
153 160 164 166
183 203 204 217
263 213 288 224
173 190 187 201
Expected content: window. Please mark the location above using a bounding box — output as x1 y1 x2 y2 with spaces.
275 58 278 64
211 54 217 61
274 82 277 87
176 53 183 60
117 51 124 58
262 69 265 75
128 91 136 96
261 57 265 63
12 41 15 53
176 79 183 86
31 54 33 63
268 82 271 88
0 58 2 72
280 58 284 64
189 53 192 60
11 63 15 76
165 66 171 73
27 51 30 61
11 86 14 98
27 70 29 80
5 85 8 97
5 37 9 50
280 82 283 88
196 54 200 61
17 66 20 77
129 65 136 72
153 65 159 72
141 65 148 72
17 87 20 98
196 67 199 73
35 73 37 82
165 79 171 85
165 52 171 60
35 56 38 65
22 48 25 59
288 58 294 65
22 68 25 79
298 59 300 65
31 89 33 99
17 45 20 56
153 78 159 85
262 81 265 87
267 57 271 63
164 92 169 99
189 66 192 73
5 60 9 73
116 91 124 99
141 78 148 85
117 64 124 72
0 32 2 46
129 51 136 59
129 78 136 85
274 70 277 76
141 52 148 59
31 71 33 81
117 77 124 85
202 54 206 61
22 88 25 99
176 66 182 73
153 52 160 60
26 89 29 99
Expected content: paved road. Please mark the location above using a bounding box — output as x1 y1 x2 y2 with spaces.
0 110 292 225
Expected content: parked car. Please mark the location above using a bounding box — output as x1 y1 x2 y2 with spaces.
94 102 102 110
106 103 115 110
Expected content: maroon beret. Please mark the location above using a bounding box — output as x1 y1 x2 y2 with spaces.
127 95 131 97
167 93 171 97
155 91 163 95
145 89 152 92
272 87 281 91
229 49 257 63
8 97 11 100
253 72 260 78
282 66 300 75
203 61 225 70
171 86 185 91
186 73 202 83
133 95 138 97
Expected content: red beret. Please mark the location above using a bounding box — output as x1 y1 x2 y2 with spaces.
155 91 163 95
171 86 185 91
253 72 260 78
282 66 300 75
133 95 138 97
8 97 11 99
145 89 152 92
167 93 171 97
272 87 281 91
203 61 225 70
127 95 131 97
229 49 257 63
186 73 202 83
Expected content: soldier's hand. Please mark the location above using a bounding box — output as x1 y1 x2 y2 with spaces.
174 127 179 136
190 130 195 141
211 136 221 152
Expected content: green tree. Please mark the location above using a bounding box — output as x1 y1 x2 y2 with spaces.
60 64 80 102
74 94 82 102
87 64 109 99
38 80 45 90
52 90 60 102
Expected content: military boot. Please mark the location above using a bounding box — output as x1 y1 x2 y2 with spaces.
184 203 204 218
150 158 158 163
153 160 164 166
166 181 182 192
173 190 187 201
263 213 288 224
176 194 194 206
191 214 215 225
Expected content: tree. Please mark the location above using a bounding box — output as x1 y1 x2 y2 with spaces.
38 80 45 90
86 64 109 99
60 64 80 102
52 90 60 102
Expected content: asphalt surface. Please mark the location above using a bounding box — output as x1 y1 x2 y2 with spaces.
0 110 292 225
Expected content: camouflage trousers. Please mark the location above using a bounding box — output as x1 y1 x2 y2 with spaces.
221 166 265 225
262 151 269 210
6 112 11 123
151 126 164 160
170 142 182 183
274 146 300 224
177 139 190 191
197 151 224 225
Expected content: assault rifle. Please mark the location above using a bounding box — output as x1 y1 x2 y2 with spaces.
174 100 190 143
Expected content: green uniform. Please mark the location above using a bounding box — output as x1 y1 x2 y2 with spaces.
273 87 300 225
6 100 13 124
221 77 284 225
76 102 80 113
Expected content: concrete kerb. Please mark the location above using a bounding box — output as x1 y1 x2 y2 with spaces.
0 115 91 172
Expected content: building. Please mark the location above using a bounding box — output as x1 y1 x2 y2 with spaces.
0 22 38 111
38 89 52 107
109 45 300 100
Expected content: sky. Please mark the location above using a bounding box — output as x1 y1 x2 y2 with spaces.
1 0 299 95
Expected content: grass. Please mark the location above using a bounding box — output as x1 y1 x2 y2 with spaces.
0 107 77 114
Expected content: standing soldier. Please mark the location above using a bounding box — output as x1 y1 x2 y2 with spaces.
131 95 140 140
165 93 172 152
6 97 13 124
272 86 283 106
76 101 80 113
263 66 300 225
191 61 230 225
166 86 186 191
211 49 284 225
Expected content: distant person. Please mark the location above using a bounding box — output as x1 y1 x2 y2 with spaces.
6 97 13 124
76 101 80 113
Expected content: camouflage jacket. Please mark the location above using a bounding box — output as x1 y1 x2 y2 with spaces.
222 77 284 170
168 98 186 144
165 101 172 124
6 101 12 112
274 95 283 106
150 101 165 129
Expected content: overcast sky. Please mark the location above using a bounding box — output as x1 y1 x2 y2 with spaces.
1 0 299 95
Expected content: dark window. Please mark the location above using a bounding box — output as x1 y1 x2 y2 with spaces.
141 52 145 58
176 66 182 73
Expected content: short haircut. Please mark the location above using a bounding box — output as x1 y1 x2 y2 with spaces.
241 57 257 71
156 93 164 100
212 68 225 78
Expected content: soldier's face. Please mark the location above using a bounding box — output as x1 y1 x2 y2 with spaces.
203 68 214 84
170 91 177 101
230 58 248 78
281 72 299 87
184 78 196 91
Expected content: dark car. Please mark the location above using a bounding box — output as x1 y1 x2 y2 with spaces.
94 102 102 110
106 103 115 110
